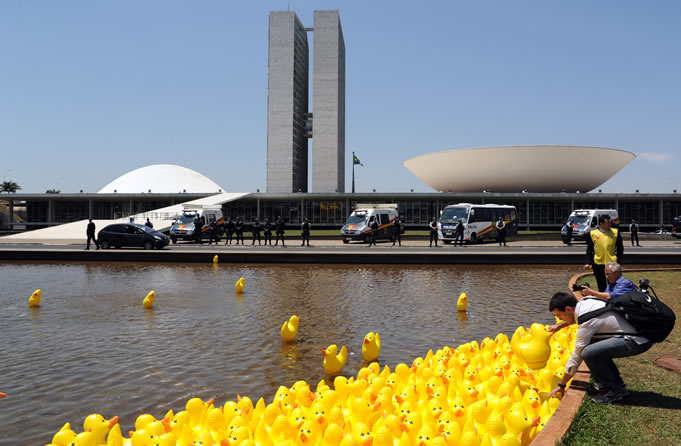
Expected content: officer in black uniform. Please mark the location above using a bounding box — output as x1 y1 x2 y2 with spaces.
301 218 311 246
454 219 464 246
429 217 439 247
264 218 273 245
275 216 286 246
392 215 402 246
235 217 244 245
565 219 574 246
496 217 507 247
208 217 219 245
368 216 379 246
251 218 262 245
629 219 640 247
85 218 99 250
145 218 153 229
225 217 235 245
194 215 203 244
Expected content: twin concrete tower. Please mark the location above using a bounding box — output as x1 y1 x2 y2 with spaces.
267 10 345 193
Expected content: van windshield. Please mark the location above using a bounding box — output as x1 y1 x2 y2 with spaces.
346 213 368 225
569 214 591 226
176 214 197 225
440 207 469 224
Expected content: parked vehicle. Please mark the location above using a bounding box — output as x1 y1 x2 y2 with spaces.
673 217 681 239
340 204 400 243
169 207 224 244
439 203 518 244
98 223 169 249
560 209 619 244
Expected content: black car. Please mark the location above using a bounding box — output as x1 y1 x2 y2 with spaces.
673 216 681 239
98 223 169 249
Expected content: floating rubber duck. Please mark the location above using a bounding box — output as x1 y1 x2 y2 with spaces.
322 344 348 374
235 277 245 294
52 422 76 446
83 414 119 445
362 332 381 362
213 255 219 264
457 292 468 312
142 291 155 309
28 289 41 307
281 315 300 342
516 324 552 370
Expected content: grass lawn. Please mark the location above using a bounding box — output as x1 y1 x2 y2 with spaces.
559 270 681 445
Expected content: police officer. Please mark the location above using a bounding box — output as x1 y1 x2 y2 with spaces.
454 219 464 246
429 217 439 247
225 217 235 245
235 217 244 245
496 217 507 247
301 218 311 246
194 215 203 244
275 216 286 246
585 215 624 292
629 219 640 247
251 218 262 245
85 218 99 250
145 218 153 229
264 218 273 245
392 215 402 246
368 216 379 246
565 219 574 246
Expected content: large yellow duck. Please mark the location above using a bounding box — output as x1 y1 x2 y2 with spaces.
28 289 41 307
457 293 468 312
235 277 245 294
516 323 552 370
362 332 381 362
322 344 348 374
142 291 155 309
281 315 300 342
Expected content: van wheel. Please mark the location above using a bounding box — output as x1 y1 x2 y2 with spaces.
144 241 153 250
342 239 350 244
470 233 477 243
100 240 110 249
171 237 177 244
443 240 452 245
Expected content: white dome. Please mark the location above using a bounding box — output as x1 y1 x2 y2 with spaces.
98 164 224 194
403 146 635 193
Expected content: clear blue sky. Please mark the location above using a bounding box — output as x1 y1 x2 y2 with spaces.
2 1 680 193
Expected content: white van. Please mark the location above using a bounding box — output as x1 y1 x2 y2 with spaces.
169 206 224 244
340 204 400 244
561 209 619 243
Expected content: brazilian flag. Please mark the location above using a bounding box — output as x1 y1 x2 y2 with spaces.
353 152 363 166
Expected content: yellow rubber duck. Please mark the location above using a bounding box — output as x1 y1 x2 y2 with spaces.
457 292 468 312
142 291 155 309
322 344 348 374
280 315 300 342
362 332 381 362
213 255 219 264
52 422 76 446
83 414 119 445
28 289 41 307
516 324 552 370
235 277 245 294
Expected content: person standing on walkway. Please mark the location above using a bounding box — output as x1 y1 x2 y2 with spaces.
275 216 286 246
251 218 262 245
301 218 311 246
392 215 402 246
429 217 439 247
565 219 574 246
454 219 464 246
194 215 203 244
235 217 244 245
585 215 623 292
629 219 640 247
496 217 507 247
208 217 219 245
367 216 379 246
225 217 235 245
145 218 153 229
263 218 273 245
85 218 99 250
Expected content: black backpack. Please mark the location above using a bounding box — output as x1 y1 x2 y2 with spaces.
578 287 676 343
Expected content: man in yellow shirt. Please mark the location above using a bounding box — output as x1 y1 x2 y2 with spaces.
584 215 624 291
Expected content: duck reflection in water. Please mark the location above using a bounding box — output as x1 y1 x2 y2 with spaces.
280 342 302 368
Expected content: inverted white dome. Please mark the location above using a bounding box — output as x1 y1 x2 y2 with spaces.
403 146 635 193
98 164 224 194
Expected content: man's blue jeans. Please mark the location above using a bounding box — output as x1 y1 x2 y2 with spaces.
582 336 652 393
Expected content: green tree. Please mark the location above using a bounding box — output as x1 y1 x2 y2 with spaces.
45 189 61 194
1 181 21 193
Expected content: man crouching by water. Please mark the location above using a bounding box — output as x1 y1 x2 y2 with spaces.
547 292 652 404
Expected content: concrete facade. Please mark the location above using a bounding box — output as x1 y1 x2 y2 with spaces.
267 11 309 193
312 10 346 193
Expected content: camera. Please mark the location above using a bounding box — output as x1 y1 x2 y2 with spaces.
572 282 590 292
639 278 650 292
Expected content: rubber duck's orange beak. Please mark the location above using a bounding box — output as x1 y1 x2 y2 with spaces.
161 417 172 433
322 349 327 357
317 415 325 424
532 416 541 427
364 338 370 344
300 433 309 443
108 416 119 429
363 438 373 446
0 392 6 398
207 398 215 407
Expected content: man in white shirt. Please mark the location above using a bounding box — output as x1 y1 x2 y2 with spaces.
547 292 652 404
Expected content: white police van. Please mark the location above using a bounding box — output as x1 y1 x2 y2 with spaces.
169 206 224 244
340 204 400 244
561 209 619 243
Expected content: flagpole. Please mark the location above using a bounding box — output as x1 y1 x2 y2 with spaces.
352 160 355 194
